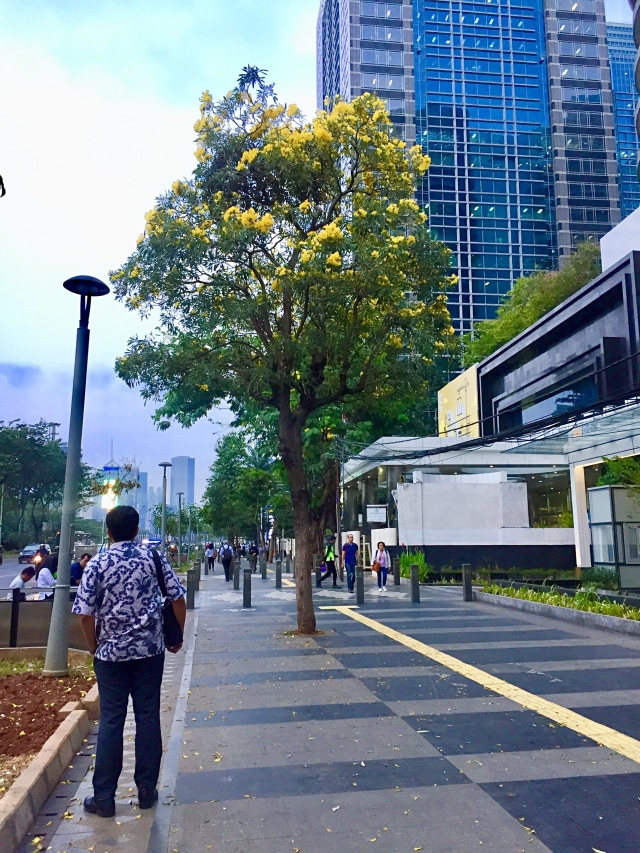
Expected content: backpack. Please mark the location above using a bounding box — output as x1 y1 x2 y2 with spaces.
221 545 233 561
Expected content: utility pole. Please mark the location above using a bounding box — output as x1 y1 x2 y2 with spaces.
177 491 184 568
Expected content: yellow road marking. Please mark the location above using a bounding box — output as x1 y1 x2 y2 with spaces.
324 605 640 766
264 567 296 588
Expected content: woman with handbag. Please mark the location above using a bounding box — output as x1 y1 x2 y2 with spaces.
372 541 390 593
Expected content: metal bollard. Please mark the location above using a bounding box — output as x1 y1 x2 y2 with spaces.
261 556 267 580
410 564 420 604
285 555 291 574
462 563 473 602
9 587 21 648
275 559 282 589
195 561 201 589
186 569 196 610
314 554 322 587
233 558 240 590
243 569 252 608
203 558 208 576
356 566 365 605
393 557 400 586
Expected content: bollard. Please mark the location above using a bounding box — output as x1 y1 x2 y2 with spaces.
285 555 291 574
9 587 21 648
243 569 252 608
203 558 208 577
233 558 240 590
410 564 420 604
462 563 473 602
195 561 201 589
186 568 196 610
275 559 282 589
314 554 322 587
356 566 365 605
261 556 267 580
393 557 400 587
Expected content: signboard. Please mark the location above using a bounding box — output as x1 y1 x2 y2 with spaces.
367 505 387 523
437 364 480 438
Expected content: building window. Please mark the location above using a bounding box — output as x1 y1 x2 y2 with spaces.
559 41 599 59
560 65 601 81
361 1 402 20
555 0 597 13
362 71 404 90
563 109 604 127
361 47 403 66
561 86 602 104
361 24 403 42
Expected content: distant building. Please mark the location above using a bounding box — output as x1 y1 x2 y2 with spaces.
137 471 148 531
170 456 195 508
607 22 640 218
317 0 622 333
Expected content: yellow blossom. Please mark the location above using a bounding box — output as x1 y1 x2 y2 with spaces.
223 205 240 222
386 203 399 215
172 180 187 196
298 200 312 214
326 252 342 268
387 333 402 348
240 148 260 165
354 208 367 218
371 250 380 259
300 249 314 263
255 213 274 233
315 221 343 242
213 191 223 202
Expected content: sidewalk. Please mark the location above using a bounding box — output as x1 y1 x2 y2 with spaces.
20 564 640 852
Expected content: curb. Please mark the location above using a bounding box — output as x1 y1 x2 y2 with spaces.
0 684 100 853
474 590 640 637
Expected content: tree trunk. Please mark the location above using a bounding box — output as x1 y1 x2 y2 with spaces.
279 409 316 634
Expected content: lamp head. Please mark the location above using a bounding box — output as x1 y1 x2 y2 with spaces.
63 275 110 298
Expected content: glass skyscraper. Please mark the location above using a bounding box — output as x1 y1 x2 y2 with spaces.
317 0 624 333
607 22 640 217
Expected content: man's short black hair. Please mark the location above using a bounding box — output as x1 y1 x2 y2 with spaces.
21 566 36 579
106 505 139 542
80 552 93 561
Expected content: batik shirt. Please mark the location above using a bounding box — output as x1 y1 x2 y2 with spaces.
72 541 186 662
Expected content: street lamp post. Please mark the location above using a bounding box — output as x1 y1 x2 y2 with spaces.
177 491 184 569
159 462 172 555
44 275 110 677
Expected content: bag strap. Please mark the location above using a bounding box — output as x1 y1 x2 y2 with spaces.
151 548 168 598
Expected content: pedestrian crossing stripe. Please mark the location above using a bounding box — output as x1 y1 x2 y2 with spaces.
320 605 640 766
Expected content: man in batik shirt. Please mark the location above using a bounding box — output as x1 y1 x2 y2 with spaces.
73 505 186 818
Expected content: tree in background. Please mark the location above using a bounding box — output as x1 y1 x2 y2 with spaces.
111 70 455 633
0 420 93 545
463 241 601 366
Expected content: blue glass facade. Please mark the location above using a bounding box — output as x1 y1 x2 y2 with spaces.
607 23 640 218
414 0 556 332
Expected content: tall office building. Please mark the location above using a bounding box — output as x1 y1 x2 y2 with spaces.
607 22 640 217
137 471 149 531
317 0 622 332
170 456 195 508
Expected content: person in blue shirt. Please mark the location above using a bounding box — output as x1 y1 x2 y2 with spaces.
70 552 92 587
341 534 359 593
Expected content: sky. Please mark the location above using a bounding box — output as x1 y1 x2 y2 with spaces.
0 0 319 499
0 0 634 500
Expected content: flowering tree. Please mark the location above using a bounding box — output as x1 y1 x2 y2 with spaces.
112 71 455 633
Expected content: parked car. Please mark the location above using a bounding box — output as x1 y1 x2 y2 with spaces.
18 544 51 564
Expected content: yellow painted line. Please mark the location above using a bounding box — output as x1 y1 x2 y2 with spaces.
324 605 640 766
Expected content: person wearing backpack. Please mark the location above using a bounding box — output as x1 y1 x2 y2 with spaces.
220 541 234 581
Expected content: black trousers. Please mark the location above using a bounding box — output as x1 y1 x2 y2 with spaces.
92 653 164 803
319 560 337 586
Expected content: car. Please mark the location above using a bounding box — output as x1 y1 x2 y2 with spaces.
18 544 51 564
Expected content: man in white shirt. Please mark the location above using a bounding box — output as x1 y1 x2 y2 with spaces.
6 566 35 600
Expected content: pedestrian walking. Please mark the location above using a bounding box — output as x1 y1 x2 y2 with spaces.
319 535 339 587
248 542 259 573
341 534 358 593
372 541 390 592
205 542 216 573
73 505 186 818
220 540 234 581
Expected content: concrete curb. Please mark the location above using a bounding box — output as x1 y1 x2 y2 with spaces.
0 709 93 853
475 590 640 637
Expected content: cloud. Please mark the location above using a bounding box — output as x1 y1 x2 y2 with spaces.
0 363 43 388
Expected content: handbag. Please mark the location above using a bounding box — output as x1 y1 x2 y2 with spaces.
371 561 380 573
151 549 184 647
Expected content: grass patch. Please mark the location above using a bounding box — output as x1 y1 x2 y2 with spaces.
0 655 94 679
482 582 640 621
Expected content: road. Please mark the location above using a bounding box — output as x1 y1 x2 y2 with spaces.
1 554 39 593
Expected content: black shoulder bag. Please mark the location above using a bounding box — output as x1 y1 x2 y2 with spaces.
151 549 184 647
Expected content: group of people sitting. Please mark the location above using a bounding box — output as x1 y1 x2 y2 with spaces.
8 549 93 600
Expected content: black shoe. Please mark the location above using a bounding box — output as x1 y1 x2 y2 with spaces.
138 787 158 809
84 796 115 818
